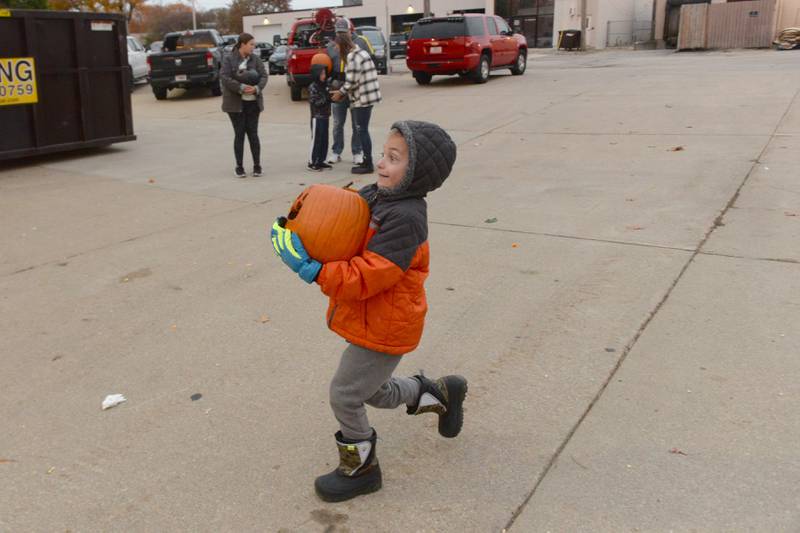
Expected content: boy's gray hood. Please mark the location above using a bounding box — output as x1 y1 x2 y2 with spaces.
378 120 457 201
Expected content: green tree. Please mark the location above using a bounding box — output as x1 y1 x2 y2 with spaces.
227 0 289 34
1 0 49 8
48 0 147 22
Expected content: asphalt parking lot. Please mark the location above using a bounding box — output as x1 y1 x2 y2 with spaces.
2 49 799 531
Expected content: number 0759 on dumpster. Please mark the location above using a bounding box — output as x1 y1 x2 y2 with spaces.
0 57 39 106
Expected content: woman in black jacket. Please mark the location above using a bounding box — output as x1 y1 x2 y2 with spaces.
220 33 268 178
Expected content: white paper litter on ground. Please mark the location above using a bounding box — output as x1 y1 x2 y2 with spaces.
102 394 127 410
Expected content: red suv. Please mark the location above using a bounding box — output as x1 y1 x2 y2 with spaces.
406 14 527 85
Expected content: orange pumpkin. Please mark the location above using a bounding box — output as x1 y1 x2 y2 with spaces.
285 184 370 263
310 52 333 74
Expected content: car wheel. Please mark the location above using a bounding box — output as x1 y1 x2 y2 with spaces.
153 87 167 100
413 71 432 85
472 54 490 84
210 83 222 96
290 85 302 101
511 49 527 75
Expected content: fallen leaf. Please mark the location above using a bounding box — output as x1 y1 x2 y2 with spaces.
259 315 270 323
511 243 519 248
445 287 455 291
626 225 645 231
0 459 16 464
484 217 498 224
669 146 685 152
47 467 55 474
148 178 155 184
785 212 797 217
625 198 635 202
190 393 202 401
669 448 688 456
170 324 177 331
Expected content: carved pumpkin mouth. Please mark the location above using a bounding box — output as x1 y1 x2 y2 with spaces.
287 192 309 220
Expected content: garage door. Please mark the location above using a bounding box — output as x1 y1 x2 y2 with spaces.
253 23 284 44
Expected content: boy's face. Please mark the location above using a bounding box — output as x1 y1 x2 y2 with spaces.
319 70 326 82
377 132 409 190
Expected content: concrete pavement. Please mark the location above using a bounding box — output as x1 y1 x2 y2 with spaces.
1 49 799 532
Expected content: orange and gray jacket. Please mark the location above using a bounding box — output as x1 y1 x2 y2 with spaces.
316 121 457 354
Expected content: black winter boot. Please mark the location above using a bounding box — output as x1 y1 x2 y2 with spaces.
407 372 468 438
314 429 382 502
351 157 374 174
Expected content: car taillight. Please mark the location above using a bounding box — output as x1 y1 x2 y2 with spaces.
206 51 213 67
146 55 152 74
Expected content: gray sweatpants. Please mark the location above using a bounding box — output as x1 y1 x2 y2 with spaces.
330 343 421 441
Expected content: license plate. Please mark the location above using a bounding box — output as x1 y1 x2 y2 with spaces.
429 46 441 54
175 74 187 81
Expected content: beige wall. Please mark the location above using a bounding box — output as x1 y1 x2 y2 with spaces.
775 0 800 30
654 0 666 41
554 0 650 49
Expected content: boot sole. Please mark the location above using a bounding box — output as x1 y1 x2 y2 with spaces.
314 475 382 502
439 375 467 438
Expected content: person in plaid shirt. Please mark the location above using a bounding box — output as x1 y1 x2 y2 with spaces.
331 32 382 175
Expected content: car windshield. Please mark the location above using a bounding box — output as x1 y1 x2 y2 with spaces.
164 32 217 51
410 18 466 39
292 23 319 47
360 30 384 47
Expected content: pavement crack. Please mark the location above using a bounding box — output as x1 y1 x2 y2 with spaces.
461 92 587 146
429 220 695 254
698 250 800 265
503 86 800 533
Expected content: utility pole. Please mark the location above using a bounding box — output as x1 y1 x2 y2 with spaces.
191 0 197 30
579 0 587 50
424 0 430 17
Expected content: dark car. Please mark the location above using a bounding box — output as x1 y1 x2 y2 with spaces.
355 26 388 75
269 45 290 75
406 14 527 85
255 41 274 61
147 29 226 99
222 34 238 54
389 32 408 58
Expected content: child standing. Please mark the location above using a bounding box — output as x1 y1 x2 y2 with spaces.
271 120 466 502
308 63 332 171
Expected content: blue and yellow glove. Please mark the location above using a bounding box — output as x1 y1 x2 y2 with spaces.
270 217 322 284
